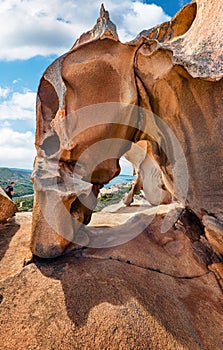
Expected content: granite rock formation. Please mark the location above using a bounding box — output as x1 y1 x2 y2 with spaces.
31 0 223 258
0 207 223 350
1 2 223 348
123 140 172 206
0 187 17 223
133 0 223 253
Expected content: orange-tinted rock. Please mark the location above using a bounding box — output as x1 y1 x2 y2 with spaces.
165 0 223 80
123 140 172 206
0 187 17 223
209 262 223 289
209 263 223 280
203 215 223 254
0 212 223 350
135 0 222 80
133 1 223 256
31 5 140 258
135 56 223 219
0 212 32 281
86 207 208 277
31 1 223 257
1 260 223 350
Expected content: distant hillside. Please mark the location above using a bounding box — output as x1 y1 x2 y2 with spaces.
0 167 33 197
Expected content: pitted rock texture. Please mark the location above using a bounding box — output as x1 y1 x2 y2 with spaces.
203 215 223 255
165 0 223 80
31 0 223 258
0 187 17 223
0 209 223 350
1 259 223 350
0 212 32 281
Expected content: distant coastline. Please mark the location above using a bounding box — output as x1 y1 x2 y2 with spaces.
104 174 135 188
0 167 134 192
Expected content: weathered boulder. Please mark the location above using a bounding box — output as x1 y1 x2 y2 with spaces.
203 215 223 255
0 208 223 350
0 187 17 223
1 259 223 350
0 212 32 280
134 0 223 220
31 0 223 258
133 0 223 254
123 140 172 206
31 5 140 258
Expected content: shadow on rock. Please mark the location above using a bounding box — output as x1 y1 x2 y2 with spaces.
0 220 20 262
34 248 223 349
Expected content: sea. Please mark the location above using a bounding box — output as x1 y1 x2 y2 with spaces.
104 174 135 188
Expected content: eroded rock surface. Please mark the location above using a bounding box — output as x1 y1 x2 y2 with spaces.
0 212 32 280
31 5 140 257
31 0 223 258
133 0 223 254
0 187 17 223
0 209 223 350
1 3 222 348
203 215 223 255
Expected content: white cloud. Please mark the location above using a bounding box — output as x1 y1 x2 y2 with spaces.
1 121 11 128
0 127 35 169
120 156 134 175
0 0 171 170
0 87 10 98
122 2 170 39
179 0 188 8
0 0 170 60
0 127 133 172
0 90 36 121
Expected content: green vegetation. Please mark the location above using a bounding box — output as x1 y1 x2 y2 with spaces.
14 186 131 213
94 185 131 212
0 167 133 213
14 196 34 212
0 167 34 211
0 167 33 198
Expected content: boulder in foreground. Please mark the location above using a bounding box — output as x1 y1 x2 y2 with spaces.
0 209 223 349
0 187 17 223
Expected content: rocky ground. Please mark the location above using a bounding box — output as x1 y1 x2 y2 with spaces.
0 201 223 350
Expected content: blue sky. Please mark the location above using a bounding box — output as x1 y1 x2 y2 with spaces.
0 0 188 172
